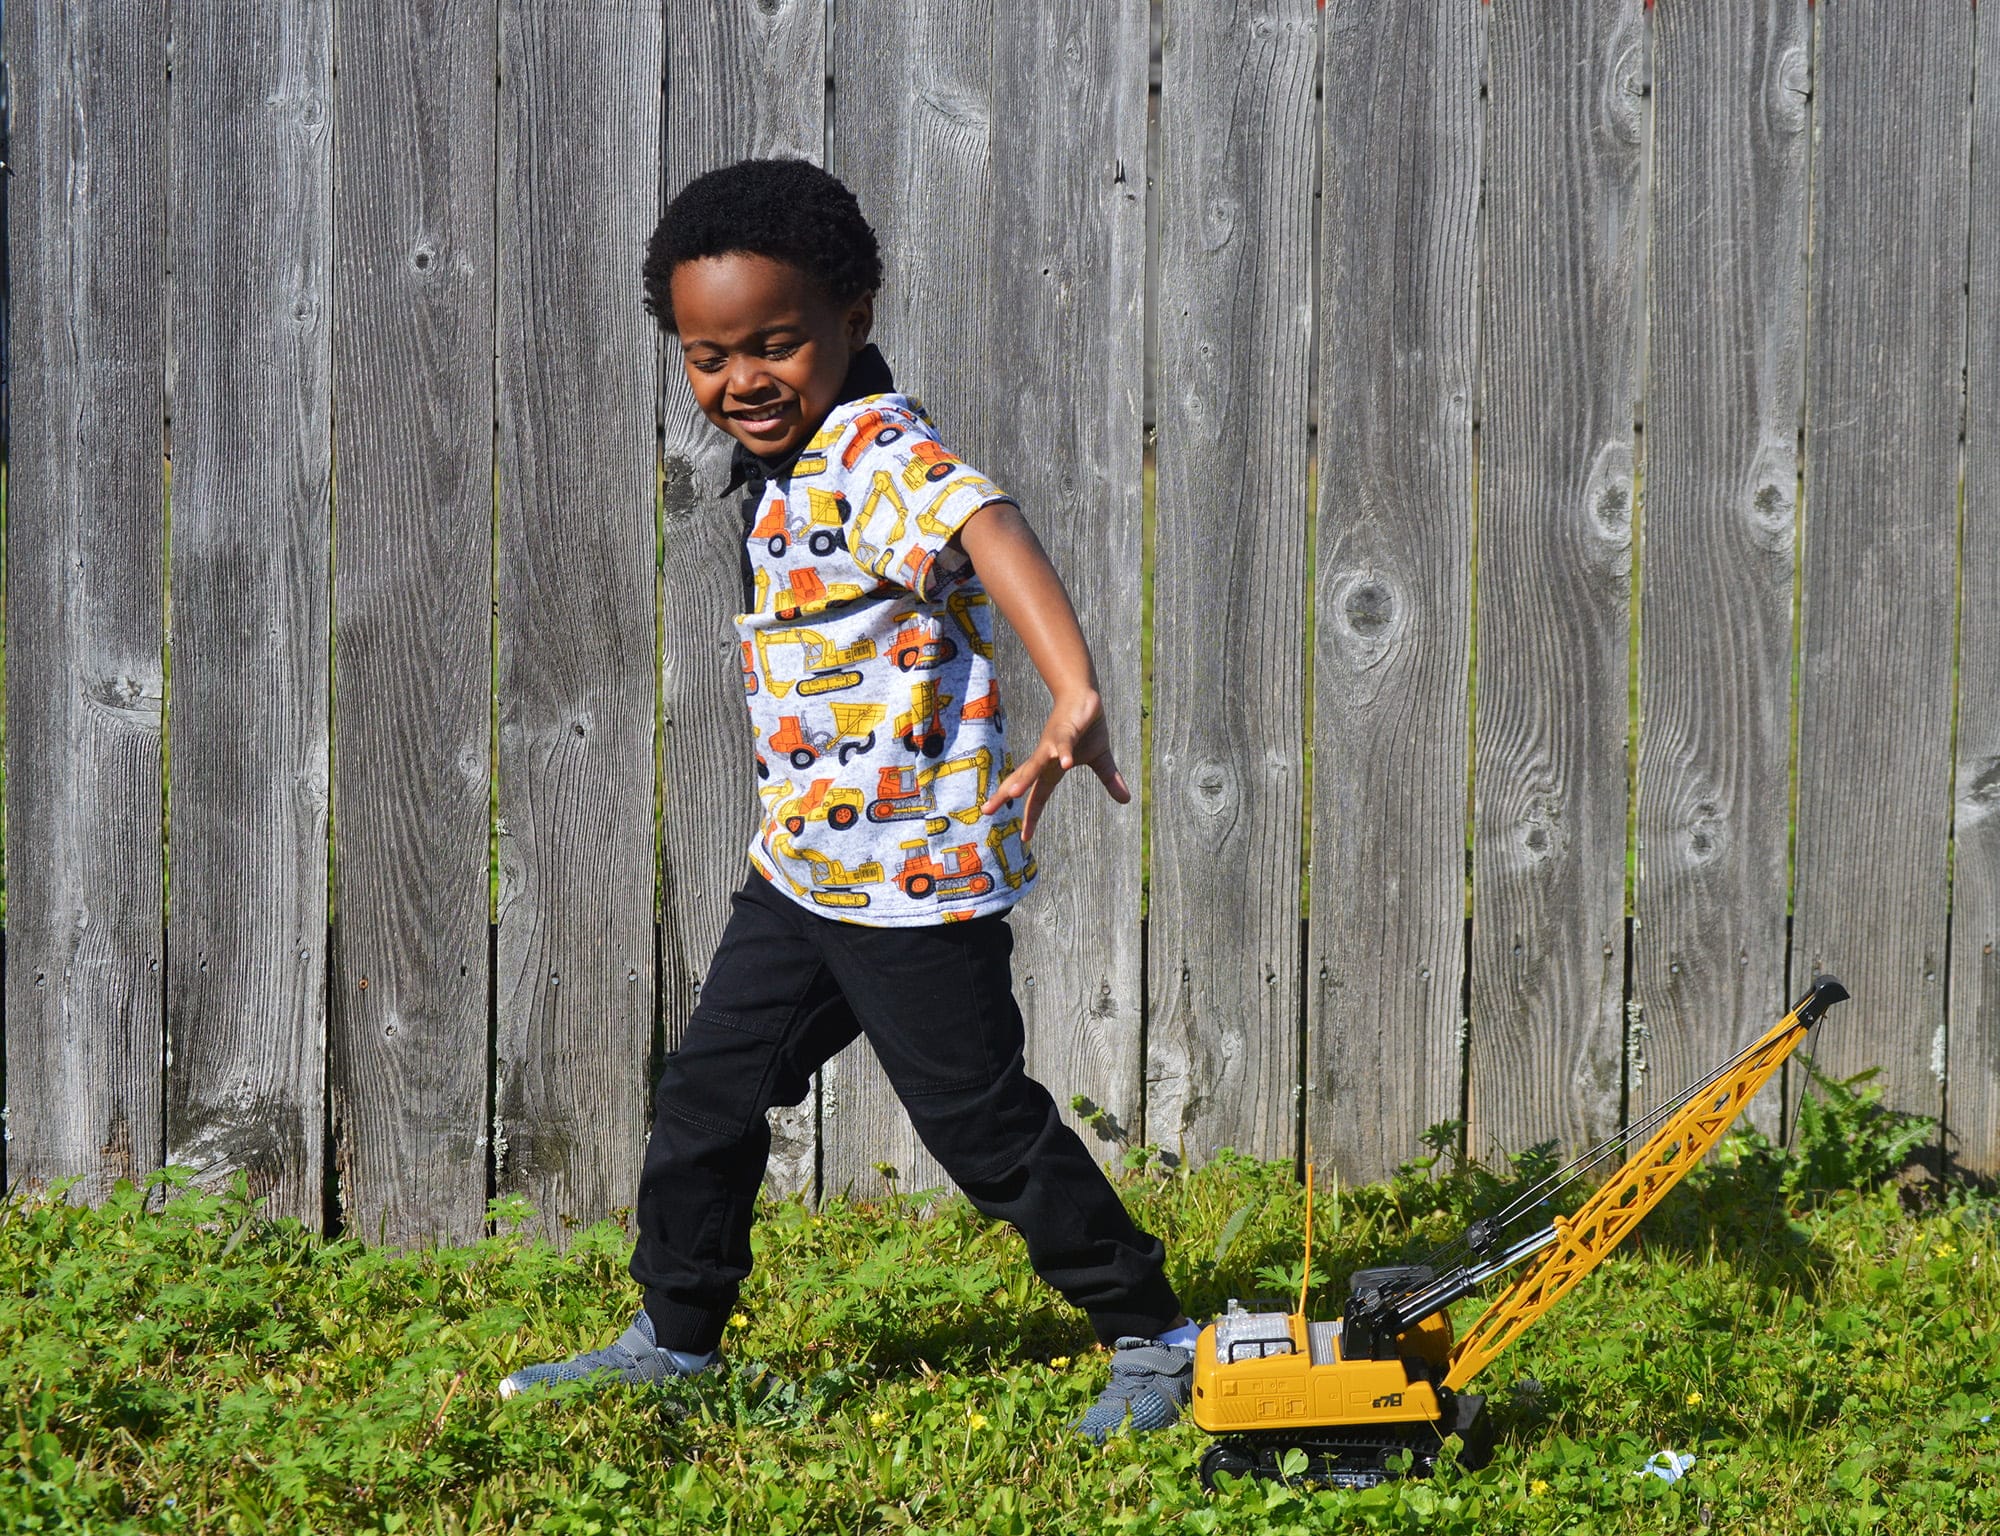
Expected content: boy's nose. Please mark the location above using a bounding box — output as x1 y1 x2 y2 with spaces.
727 358 778 400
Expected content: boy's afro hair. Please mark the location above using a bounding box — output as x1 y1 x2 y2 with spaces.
643 158 882 331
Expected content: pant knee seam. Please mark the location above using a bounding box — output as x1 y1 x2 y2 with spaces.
896 1071 996 1099
663 1098 744 1138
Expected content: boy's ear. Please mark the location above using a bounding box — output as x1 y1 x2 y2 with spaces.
846 291 875 352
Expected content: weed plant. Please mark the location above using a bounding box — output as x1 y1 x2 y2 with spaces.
4 1068 1996 1533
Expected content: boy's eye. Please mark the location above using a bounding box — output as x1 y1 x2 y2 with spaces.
762 345 799 361
689 357 725 373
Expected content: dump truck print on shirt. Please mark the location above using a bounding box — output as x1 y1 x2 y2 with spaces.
736 392 1037 924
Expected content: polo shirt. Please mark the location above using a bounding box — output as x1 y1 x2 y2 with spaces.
724 348 1038 924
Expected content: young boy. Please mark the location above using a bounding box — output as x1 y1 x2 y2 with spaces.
498 158 1195 1441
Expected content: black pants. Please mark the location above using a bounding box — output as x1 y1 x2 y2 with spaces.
630 870 1181 1354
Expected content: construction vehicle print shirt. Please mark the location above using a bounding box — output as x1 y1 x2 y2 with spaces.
732 389 1037 924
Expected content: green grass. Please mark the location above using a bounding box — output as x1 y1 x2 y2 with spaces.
5 1073 1998 1534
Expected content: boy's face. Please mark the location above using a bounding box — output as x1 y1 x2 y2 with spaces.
672 253 874 460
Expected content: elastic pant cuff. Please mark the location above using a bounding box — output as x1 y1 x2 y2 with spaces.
643 1292 728 1356
1085 1280 1186 1347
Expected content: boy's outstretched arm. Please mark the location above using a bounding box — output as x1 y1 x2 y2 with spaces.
956 502 1131 843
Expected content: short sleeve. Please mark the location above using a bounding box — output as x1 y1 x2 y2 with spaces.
831 402 1010 601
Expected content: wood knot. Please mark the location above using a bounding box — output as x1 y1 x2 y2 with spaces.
661 456 698 524
1203 193 1239 254
1518 799 1562 864
918 86 989 137
1344 581 1395 637
85 674 163 729
1185 757 1238 832
1583 442 1635 565
1604 39 1646 146
1328 568 1404 670
1750 483 1791 543
1746 441 1796 553
1961 757 2000 824
1773 46 1811 132
1685 800 1724 863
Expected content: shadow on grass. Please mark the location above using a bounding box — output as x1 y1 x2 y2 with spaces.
1627 1157 1830 1292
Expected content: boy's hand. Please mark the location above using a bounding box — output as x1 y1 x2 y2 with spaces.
981 688 1131 844
954 501 1129 843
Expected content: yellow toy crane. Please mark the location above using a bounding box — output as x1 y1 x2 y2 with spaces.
1191 975 1850 1491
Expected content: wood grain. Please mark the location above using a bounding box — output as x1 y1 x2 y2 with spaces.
1953 0 2000 1174
1309 0 1486 1182
1791 0 1970 1122
16 0 1998 1210
980 0 1150 1175
1147 0 1316 1166
1468 0 1647 1163
821 0 1000 1197
1633 0 1809 1131
659 0 826 1201
329 0 497 1244
494 0 661 1237
1 0 167 1201
818 1 1150 1194
164 0 335 1224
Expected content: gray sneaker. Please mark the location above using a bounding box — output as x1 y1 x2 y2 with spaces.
1072 1337 1194 1443
498 1310 716 1399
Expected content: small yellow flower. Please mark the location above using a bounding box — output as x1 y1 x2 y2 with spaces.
1936 1242 1959 1258
1530 1479 1550 1497
1686 1390 1704 1408
728 1312 749 1330
869 1410 888 1430
967 1411 989 1431
1049 1356 1071 1369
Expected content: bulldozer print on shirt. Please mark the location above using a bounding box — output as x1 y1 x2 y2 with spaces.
734 392 1035 925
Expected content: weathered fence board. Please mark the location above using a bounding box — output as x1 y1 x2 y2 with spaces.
493 0 661 1236
1947 1 1999 1172
821 0 999 1198
163 0 334 1223
1468 0 1647 1163
1 0 167 1202
1144 0 1315 1169
659 0 827 1203
1791 0 1970 1123
1308 0 1484 1182
14 0 2000 1222
817 0 1150 1195
329 0 498 1245
975 1 1150 1173
1632 0 1809 1129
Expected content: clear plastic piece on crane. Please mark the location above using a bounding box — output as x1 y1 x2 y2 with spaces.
1212 1298 1298 1364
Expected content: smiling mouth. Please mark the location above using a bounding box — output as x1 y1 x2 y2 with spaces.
729 404 791 429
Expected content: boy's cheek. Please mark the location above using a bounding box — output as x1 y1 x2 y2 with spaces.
687 386 737 439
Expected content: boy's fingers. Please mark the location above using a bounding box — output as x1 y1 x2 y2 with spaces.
1090 752 1131 804
1021 758 1066 843
979 735 1130 832
976 717 1130 829
980 759 1044 818
1020 772 1051 844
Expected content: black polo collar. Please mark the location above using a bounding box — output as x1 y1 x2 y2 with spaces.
721 343 898 497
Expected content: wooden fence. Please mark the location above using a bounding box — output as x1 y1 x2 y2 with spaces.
5 0 1997 1245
